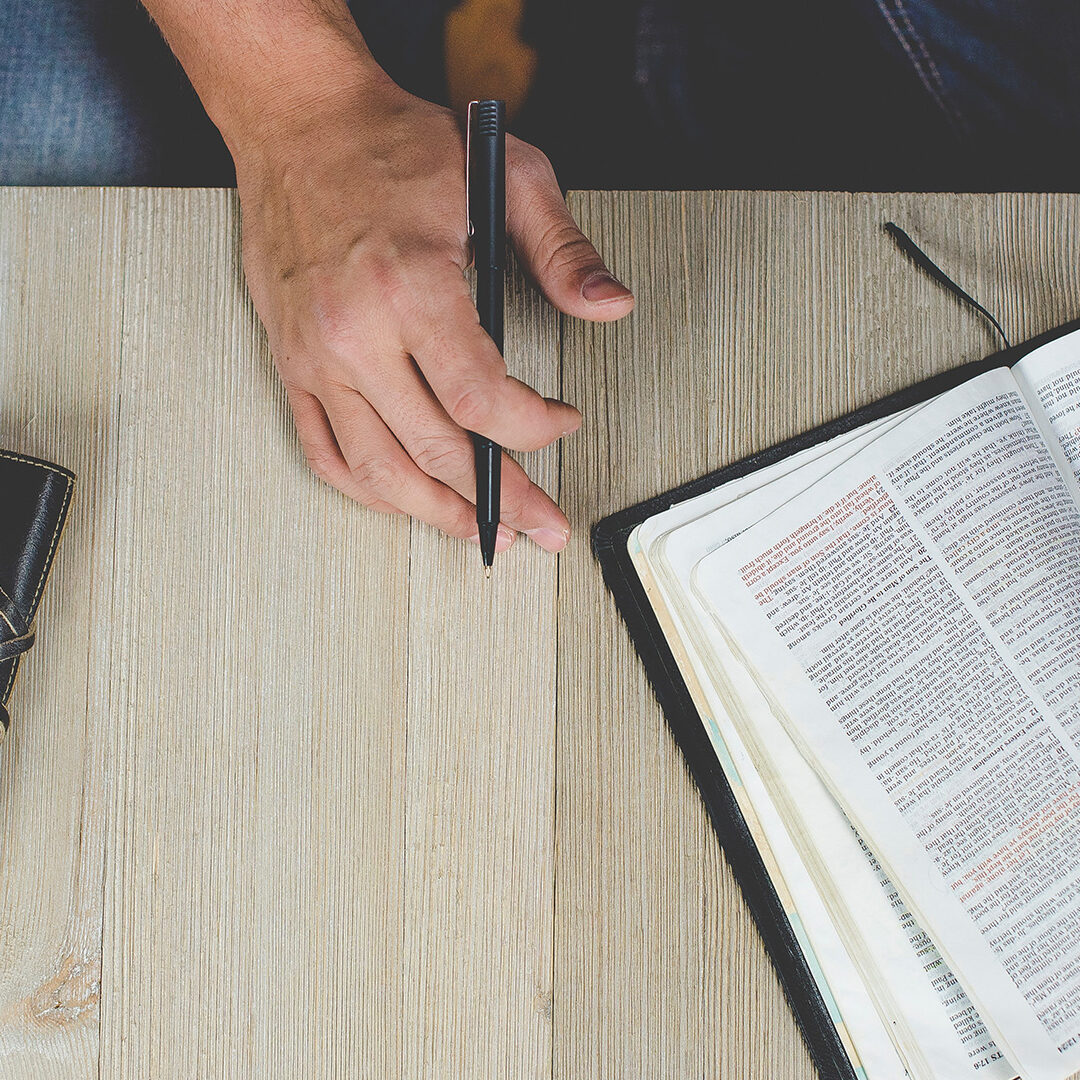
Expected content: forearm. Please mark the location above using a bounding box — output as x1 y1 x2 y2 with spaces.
139 0 384 150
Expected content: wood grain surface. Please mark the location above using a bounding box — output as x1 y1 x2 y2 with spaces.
0 188 1077 1079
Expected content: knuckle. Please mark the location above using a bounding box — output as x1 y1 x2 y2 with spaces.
509 140 555 186
302 445 339 482
278 337 335 392
497 484 532 524
368 258 421 321
411 434 471 478
534 221 596 281
362 244 455 324
309 286 362 361
282 339 336 390
307 261 419 364
350 455 405 504
448 383 498 431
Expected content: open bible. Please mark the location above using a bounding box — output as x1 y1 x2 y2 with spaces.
601 325 1080 1080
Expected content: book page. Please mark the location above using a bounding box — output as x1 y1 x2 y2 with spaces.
635 409 920 552
1014 328 1080 486
641 406 1015 1080
633 413 929 1080
692 368 1080 1080
647 410 1014 1079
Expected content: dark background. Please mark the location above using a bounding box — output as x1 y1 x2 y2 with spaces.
65 0 1080 192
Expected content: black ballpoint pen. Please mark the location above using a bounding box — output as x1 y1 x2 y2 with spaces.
466 99 505 576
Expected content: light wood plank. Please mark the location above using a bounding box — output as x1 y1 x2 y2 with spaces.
99 189 410 1079
556 190 814 1080
0 187 127 1080
402 260 559 1080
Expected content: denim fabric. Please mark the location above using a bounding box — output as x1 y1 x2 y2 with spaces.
0 0 233 184
517 0 955 189
863 0 1080 143
0 0 451 186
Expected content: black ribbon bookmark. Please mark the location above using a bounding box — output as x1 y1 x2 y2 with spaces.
883 222 1011 350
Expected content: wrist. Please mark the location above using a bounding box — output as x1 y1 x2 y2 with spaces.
213 25 389 155
144 3 389 157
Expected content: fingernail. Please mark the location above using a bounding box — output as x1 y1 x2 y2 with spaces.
581 270 632 304
525 526 571 552
468 526 514 550
545 398 581 435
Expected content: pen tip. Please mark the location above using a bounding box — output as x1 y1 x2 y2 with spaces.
485 566 492 581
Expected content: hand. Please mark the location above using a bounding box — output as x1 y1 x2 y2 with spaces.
230 55 634 554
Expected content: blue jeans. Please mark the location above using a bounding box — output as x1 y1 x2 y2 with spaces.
0 0 451 185
863 0 1079 143
0 0 233 184
1 0 1077 188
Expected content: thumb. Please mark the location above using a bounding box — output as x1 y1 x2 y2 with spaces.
505 137 634 321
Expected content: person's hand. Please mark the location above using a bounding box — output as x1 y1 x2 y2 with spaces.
228 45 634 554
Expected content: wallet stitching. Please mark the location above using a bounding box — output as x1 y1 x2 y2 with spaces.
1 656 16 701
26 485 71 616
0 630 34 657
0 452 75 702
0 593 15 700
0 450 73 480
1 658 19 704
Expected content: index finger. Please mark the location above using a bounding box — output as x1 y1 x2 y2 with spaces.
399 268 581 452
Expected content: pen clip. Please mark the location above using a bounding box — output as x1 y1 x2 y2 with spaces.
465 99 477 238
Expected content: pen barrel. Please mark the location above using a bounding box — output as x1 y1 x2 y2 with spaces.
473 260 502 532
475 266 504 354
473 435 501 527
468 100 505 544
468 100 505 283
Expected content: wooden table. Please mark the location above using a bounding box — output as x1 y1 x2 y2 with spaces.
1 189 1078 1079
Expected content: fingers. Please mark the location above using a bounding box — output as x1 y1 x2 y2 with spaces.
288 380 570 553
289 385 512 550
505 136 634 322
283 253 577 550
286 387 401 516
361 359 571 551
399 268 581 452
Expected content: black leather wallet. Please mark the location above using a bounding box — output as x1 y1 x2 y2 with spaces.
0 450 74 735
